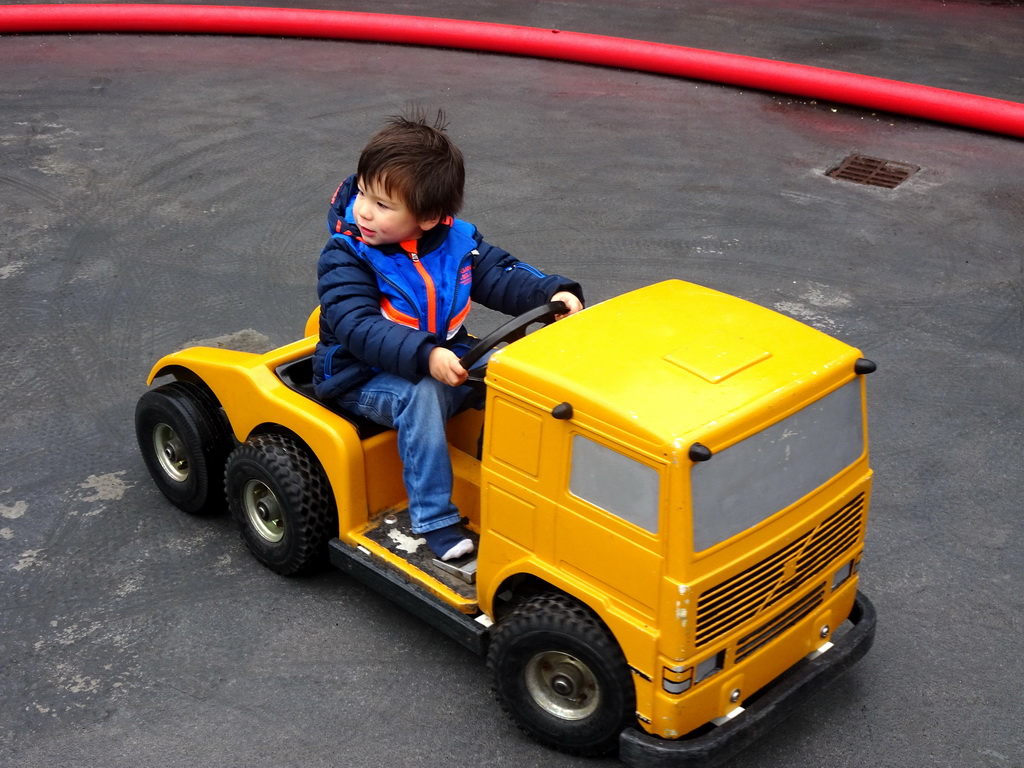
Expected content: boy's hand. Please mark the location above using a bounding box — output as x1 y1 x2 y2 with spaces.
551 291 583 320
429 347 469 387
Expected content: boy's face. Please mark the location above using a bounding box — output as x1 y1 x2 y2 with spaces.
353 177 440 248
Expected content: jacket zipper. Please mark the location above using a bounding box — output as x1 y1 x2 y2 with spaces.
505 261 546 278
408 251 438 334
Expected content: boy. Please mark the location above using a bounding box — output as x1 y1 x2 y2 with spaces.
313 111 583 561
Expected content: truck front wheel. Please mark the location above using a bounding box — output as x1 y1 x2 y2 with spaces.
225 433 336 576
487 592 635 756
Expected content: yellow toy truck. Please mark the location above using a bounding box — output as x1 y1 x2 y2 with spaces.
135 279 876 765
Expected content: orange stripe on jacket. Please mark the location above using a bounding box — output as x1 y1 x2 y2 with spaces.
381 297 418 328
448 300 471 334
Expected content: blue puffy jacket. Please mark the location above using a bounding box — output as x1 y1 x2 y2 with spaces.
313 175 584 401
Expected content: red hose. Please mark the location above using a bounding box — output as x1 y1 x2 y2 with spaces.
2 3 1023 139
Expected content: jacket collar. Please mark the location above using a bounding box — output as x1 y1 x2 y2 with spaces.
369 216 452 256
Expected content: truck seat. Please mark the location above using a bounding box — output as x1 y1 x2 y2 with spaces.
274 355 390 439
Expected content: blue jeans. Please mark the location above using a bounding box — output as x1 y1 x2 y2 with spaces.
337 373 471 534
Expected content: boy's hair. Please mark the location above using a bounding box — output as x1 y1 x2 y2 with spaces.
357 110 465 220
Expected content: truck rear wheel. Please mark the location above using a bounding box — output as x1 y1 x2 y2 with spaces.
487 592 635 756
225 433 336 576
135 381 233 515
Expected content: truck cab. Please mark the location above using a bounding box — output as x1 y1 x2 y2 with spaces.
476 280 873 746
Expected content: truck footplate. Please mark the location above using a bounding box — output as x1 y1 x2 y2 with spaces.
328 537 489 655
361 508 479 599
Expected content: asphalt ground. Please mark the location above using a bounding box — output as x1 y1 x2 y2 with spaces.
1 1 1022 766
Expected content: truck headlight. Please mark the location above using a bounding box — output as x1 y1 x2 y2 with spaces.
662 666 693 694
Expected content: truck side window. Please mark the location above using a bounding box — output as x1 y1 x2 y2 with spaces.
569 434 660 533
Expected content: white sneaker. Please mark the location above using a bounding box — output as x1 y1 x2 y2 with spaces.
440 538 474 561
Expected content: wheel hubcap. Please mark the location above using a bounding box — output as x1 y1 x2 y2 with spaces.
153 423 189 482
242 479 284 543
525 651 600 721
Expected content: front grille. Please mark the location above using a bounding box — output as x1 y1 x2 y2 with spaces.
695 493 865 648
736 586 825 662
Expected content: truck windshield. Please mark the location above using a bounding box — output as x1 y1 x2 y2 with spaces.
690 379 864 552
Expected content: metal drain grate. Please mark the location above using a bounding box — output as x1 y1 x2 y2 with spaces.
827 155 919 189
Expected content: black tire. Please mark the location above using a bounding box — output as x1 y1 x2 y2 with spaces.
135 380 233 515
225 433 336 576
487 592 635 756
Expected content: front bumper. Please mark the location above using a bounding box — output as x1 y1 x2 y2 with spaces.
619 591 877 768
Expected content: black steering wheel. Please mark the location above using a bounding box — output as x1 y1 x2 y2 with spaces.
459 300 567 382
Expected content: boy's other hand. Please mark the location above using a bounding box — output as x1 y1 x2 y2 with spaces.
551 291 583 320
429 347 469 387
